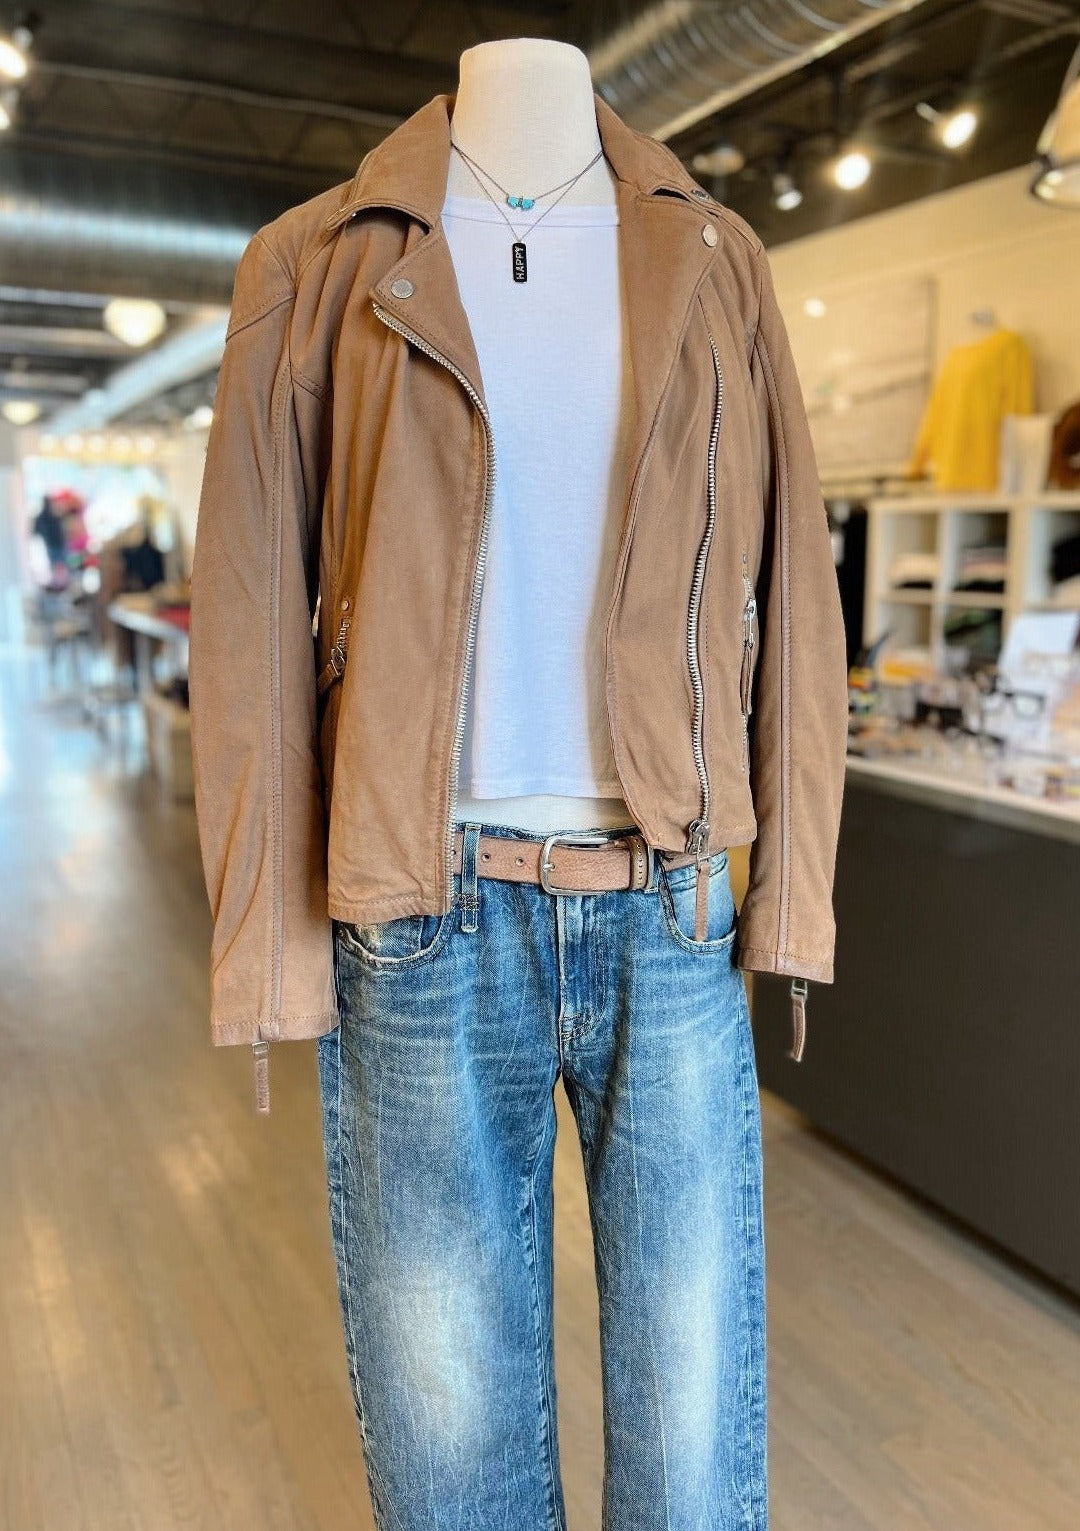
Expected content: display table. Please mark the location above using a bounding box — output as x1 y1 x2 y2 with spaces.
106 591 190 695
750 757 1080 1298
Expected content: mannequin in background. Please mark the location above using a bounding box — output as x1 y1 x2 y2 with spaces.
907 303 1035 489
314 37 771 1531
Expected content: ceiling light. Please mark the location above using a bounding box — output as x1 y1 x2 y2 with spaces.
2 398 40 425
185 404 214 431
692 144 745 178
942 107 978 149
804 297 827 319
772 171 802 212
916 96 979 150
102 297 167 348
834 149 871 190
0 36 29 82
1030 39 1080 207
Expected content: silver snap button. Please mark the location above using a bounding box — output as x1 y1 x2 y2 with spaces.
389 277 414 299
702 223 718 247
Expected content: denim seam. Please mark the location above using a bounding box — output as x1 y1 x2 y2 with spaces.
739 980 766 1528
332 1026 405 1531
525 1105 566 1531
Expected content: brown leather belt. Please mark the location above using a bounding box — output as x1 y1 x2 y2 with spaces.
451 826 699 896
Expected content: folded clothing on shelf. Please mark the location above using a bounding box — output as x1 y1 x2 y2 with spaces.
953 541 1007 592
888 550 940 589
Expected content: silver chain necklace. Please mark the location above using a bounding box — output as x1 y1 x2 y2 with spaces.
448 135 606 283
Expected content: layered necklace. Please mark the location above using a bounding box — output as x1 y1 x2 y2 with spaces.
447 134 606 283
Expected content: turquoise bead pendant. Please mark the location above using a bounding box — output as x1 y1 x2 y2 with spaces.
507 195 535 209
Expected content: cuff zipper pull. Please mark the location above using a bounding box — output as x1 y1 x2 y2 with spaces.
252 1041 271 1115
788 979 808 1063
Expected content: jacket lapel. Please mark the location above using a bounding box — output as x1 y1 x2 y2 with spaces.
327 90 723 487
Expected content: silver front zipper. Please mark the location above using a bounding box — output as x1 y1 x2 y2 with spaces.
371 299 496 906
739 551 757 774
685 319 724 860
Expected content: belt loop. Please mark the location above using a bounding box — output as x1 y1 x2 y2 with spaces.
460 821 482 933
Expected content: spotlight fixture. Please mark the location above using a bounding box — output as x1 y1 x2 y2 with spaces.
772 170 802 212
915 96 979 150
1030 38 1080 206
942 108 978 149
834 149 871 190
102 297 167 347
0 12 36 80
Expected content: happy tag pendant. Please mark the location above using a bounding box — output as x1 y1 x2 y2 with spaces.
512 241 527 283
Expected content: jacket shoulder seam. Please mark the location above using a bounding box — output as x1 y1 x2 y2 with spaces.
718 209 764 259
227 289 292 340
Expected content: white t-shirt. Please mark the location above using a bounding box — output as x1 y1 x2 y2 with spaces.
440 191 634 816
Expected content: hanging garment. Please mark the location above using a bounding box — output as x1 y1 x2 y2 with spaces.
907 327 1034 491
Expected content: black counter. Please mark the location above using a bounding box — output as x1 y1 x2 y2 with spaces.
751 767 1080 1299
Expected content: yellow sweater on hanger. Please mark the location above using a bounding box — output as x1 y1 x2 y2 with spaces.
906 327 1034 490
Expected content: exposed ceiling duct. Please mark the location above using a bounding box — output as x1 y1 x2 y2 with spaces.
0 148 280 308
588 0 937 140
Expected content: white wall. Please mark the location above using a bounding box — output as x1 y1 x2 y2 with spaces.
162 432 209 580
765 164 1080 416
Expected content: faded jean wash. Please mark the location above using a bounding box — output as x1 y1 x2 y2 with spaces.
317 820 767 1531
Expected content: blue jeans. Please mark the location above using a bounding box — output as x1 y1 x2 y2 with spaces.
317 821 767 1531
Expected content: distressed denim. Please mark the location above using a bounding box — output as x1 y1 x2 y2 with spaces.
317 820 767 1531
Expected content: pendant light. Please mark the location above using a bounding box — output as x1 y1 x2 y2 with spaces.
1030 38 1080 206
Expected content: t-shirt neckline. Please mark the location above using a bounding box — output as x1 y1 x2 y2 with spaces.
441 192 619 227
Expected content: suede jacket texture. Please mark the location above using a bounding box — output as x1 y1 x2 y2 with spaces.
188 89 850 1105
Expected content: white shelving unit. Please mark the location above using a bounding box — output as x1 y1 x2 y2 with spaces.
860 489 1080 664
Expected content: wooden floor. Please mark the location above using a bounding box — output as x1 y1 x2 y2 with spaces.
2 644 1078 1531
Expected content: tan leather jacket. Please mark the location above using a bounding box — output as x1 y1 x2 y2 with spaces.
188 90 849 1109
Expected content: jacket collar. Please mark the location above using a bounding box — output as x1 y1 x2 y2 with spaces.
322 91 726 491
324 90 715 231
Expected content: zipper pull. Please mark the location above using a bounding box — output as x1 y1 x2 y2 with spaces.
788 979 808 1062
686 817 709 861
686 818 711 940
316 603 352 697
252 1041 271 1114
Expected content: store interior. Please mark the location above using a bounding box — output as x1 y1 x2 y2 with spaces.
1 4 1079 1529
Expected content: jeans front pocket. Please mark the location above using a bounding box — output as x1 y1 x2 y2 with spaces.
658 848 738 953
335 906 455 968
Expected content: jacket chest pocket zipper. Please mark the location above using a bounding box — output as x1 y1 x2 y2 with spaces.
739 552 757 774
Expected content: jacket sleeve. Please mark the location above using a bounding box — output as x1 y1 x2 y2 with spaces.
188 230 338 1054
735 242 849 987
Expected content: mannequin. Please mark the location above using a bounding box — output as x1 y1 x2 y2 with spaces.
195 36 780 1531
446 38 639 835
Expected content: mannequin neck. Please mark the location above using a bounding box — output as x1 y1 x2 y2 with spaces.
446 38 616 206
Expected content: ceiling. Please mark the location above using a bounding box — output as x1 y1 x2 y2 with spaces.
2 0 1077 430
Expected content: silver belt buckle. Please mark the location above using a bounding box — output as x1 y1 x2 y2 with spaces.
539 829 656 896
